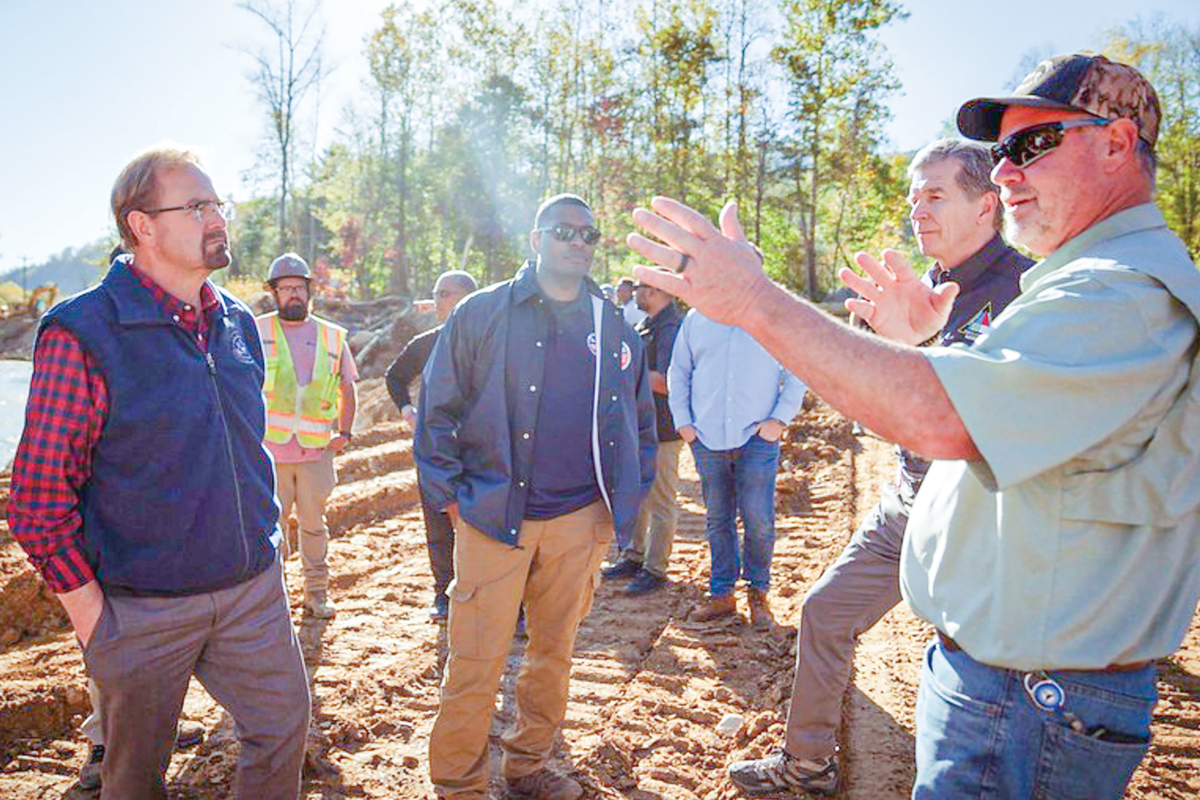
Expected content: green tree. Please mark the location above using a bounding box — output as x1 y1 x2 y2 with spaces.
772 0 905 297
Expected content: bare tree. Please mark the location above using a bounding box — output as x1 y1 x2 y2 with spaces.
238 0 326 253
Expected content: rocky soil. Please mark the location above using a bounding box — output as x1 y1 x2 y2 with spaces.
0 395 1197 799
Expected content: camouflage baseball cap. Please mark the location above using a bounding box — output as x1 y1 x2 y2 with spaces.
957 53 1160 147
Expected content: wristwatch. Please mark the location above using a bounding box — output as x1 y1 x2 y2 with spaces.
339 430 353 441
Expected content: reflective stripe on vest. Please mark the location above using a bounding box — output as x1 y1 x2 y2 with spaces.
256 313 345 448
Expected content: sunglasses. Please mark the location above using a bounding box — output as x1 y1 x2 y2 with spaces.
990 118 1112 168
536 223 602 246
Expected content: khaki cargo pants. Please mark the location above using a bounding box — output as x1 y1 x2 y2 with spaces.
275 454 338 593
429 500 612 798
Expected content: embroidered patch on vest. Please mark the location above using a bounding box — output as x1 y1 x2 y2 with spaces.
227 324 256 365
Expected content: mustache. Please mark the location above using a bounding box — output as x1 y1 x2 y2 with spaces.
204 232 229 248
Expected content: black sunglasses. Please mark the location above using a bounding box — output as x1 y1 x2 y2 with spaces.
537 223 602 246
990 118 1112 168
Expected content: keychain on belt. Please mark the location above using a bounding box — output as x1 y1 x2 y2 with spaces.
1022 671 1107 739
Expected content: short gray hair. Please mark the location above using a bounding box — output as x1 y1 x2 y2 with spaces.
908 138 1002 232
435 269 477 294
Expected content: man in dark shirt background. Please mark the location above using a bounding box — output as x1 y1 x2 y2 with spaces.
416 193 655 800
386 269 477 621
602 280 684 595
728 138 1033 796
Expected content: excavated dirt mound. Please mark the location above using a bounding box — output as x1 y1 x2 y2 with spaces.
0 399 1197 799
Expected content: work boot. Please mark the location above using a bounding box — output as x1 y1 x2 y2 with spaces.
305 589 337 619
747 588 775 628
728 749 839 795
601 558 641 580
625 569 666 596
78 744 104 790
506 768 584 800
690 593 737 622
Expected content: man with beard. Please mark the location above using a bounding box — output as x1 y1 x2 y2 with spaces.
8 147 309 799
417 194 656 800
258 253 359 619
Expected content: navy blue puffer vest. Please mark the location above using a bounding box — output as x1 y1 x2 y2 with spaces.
41 260 280 595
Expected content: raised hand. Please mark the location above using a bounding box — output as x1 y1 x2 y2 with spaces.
627 198 774 326
838 250 958 346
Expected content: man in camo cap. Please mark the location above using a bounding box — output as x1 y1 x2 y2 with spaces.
627 53 1200 799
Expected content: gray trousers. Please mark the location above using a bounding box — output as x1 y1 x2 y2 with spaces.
784 488 906 761
82 554 310 800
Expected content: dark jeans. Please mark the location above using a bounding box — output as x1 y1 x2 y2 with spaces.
690 435 781 597
82 554 309 800
420 483 455 599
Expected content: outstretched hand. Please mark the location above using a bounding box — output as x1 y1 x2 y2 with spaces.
838 250 958 346
627 198 774 326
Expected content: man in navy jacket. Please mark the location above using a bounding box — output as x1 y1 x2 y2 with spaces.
417 194 656 800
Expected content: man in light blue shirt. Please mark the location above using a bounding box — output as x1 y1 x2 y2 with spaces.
668 310 806 625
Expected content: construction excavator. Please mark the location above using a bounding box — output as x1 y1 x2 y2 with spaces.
0 284 56 320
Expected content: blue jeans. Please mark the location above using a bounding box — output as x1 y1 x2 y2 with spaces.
914 638 1157 800
690 435 780 597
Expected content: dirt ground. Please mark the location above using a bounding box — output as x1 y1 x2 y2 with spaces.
0 392 1197 799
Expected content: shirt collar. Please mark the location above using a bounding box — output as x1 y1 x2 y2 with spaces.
511 259 604 307
1021 203 1169 292
932 234 1008 288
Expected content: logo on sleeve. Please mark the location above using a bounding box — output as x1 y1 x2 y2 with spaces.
956 302 993 344
226 323 257 365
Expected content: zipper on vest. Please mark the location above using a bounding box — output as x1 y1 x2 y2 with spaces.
206 351 252 576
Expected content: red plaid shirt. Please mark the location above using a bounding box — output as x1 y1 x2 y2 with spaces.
7 265 219 593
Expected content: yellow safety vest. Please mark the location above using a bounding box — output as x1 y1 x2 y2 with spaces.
256 312 346 448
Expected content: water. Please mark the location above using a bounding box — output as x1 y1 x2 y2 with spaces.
1 360 33 470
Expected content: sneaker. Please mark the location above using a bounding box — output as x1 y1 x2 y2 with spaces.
690 593 737 622
625 569 666 596
748 588 775 628
601 558 641 580
304 590 337 619
429 594 449 622
728 750 838 796
506 768 584 800
78 744 104 790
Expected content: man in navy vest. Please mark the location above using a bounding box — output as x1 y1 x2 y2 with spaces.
8 147 309 800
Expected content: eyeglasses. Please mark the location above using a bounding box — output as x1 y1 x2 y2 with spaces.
990 118 1112 168
536 223 601 246
141 200 237 222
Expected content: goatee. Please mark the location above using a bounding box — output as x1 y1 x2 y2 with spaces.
203 233 231 271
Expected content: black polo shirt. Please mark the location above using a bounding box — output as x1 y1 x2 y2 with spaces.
524 289 602 519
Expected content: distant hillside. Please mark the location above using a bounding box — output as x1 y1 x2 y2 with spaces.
0 242 108 298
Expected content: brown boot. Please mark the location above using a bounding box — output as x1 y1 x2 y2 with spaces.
748 588 775 628
690 593 737 622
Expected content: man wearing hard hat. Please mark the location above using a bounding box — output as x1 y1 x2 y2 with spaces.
258 253 359 618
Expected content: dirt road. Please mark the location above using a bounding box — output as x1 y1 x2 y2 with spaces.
1 393 1197 799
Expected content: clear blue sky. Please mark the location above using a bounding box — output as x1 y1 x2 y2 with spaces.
1 0 1198 275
